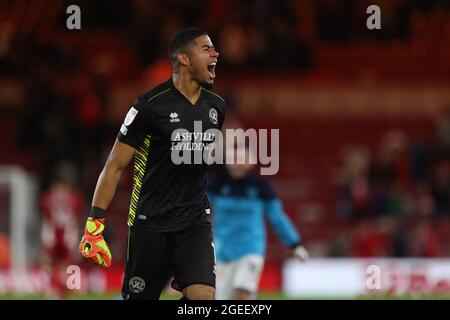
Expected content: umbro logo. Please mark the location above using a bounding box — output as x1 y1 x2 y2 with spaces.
170 112 180 123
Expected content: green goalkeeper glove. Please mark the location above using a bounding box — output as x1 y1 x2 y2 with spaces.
79 217 112 267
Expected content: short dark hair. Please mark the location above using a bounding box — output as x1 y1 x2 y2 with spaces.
168 27 208 70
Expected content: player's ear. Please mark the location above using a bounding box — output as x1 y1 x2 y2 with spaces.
176 52 190 67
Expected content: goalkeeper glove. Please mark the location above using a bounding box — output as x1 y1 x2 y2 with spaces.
79 217 112 267
292 245 309 262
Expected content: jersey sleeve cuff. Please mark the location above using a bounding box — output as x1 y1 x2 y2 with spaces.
289 242 301 250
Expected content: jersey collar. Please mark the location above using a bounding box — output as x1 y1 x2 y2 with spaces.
168 77 204 107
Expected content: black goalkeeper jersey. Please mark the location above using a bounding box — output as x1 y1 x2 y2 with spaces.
117 78 226 231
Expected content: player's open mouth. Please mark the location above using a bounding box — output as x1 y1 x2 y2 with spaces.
207 62 216 79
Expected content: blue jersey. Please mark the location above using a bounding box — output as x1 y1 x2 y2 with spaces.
208 170 300 262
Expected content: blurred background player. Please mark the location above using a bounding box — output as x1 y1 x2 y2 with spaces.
208 144 309 300
40 162 84 298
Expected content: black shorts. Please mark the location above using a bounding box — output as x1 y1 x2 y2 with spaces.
121 219 216 300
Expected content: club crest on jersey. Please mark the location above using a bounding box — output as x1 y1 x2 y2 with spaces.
209 108 218 125
170 112 180 123
124 107 138 126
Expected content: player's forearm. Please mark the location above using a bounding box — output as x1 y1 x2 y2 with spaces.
91 162 125 211
266 200 301 246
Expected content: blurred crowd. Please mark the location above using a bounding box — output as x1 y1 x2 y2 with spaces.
1 0 447 184
0 0 449 267
334 109 450 257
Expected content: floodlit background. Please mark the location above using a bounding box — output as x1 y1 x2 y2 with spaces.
0 0 449 299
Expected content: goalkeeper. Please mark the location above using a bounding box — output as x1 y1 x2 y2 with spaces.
208 144 309 300
79 27 225 300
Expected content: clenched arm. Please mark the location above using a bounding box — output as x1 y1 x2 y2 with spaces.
92 139 136 210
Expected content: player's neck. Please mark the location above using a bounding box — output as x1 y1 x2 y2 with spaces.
172 73 202 105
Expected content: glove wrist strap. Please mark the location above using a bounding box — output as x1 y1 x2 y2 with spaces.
90 206 106 219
